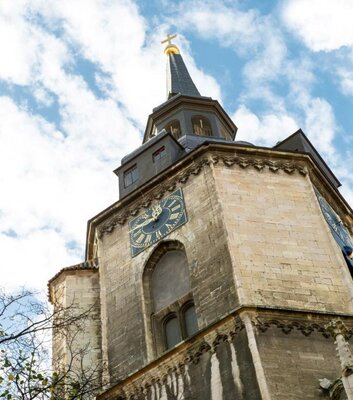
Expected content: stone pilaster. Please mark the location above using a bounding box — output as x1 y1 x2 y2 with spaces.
327 319 353 399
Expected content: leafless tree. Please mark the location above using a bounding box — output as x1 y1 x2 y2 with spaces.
0 288 102 399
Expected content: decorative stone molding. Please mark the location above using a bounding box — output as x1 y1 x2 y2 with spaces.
214 154 308 176
48 258 99 302
319 378 345 400
98 158 211 237
98 153 309 237
103 316 244 400
327 319 353 379
253 317 337 338
327 319 351 340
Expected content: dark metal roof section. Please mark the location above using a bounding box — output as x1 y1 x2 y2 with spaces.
167 53 201 99
274 128 341 188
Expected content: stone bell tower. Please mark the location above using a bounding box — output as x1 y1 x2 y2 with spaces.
49 35 353 400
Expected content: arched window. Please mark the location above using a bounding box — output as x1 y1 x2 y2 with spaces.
162 301 198 350
164 120 182 140
192 116 212 136
151 250 190 312
164 315 181 349
183 303 198 337
143 241 198 354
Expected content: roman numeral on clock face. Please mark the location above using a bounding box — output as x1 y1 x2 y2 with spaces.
129 188 187 257
135 233 145 244
166 223 173 231
168 199 176 207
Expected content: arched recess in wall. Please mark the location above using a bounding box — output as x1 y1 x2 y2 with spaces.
142 240 198 357
192 115 212 136
164 119 182 139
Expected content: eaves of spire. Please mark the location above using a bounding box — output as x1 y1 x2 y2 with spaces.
162 34 201 99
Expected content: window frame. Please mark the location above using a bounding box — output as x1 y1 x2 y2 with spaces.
152 146 166 163
162 313 182 350
143 241 199 357
123 164 138 188
164 119 182 140
157 298 198 351
180 301 198 338
191 115 213 137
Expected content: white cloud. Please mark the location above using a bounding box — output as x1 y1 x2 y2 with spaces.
0 2 39 85
336 53 353 96
174 1 287 92
0 230 78 292
174 1 343 162
31 0 220 127
0 93 141 290
303 97 337 157
0 0 352 293
281 0 353 52
0 0 224 292
175 2 260 51
233 105 298 146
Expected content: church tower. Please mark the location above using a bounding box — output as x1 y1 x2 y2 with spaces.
49 36 353 400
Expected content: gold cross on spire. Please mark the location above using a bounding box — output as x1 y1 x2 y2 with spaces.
161 33 177 46
161 33 180 55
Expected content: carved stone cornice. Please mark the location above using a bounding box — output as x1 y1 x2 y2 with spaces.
253 317 353 339
98 157 211 237
86 143 353 259
98 316 244 400
98 307 353 400
213 154 308 176
98 153 309 238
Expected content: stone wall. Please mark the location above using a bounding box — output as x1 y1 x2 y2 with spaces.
93 145 353 398
213 153 353 313
252 310 350 400
97 159 239 383
50 268 102 392
97 314 260 400
97 309 351 400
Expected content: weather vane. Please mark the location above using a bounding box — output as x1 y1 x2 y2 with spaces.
161 33 180 55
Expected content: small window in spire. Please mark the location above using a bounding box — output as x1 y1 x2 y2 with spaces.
164 120 182 140
192 116 212 136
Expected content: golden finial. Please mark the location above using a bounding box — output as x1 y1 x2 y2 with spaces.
161 33 180 55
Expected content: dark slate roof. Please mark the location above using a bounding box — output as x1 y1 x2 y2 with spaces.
117 129 184 169
274 129 341 188
234 140 255 147
167 53 201 98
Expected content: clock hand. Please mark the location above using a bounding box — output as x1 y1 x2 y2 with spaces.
129 217 155 232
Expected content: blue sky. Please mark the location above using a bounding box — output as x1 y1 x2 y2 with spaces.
1 0 353 291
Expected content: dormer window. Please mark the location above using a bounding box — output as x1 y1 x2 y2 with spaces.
192 116 212 136
164 120 182 139
153 146 166 163
124 164 138 187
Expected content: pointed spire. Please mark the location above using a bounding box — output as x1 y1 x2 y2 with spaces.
161 34 201 99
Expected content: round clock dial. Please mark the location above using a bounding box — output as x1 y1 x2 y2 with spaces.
129 189 187 256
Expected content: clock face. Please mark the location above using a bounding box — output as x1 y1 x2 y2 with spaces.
129 189 187 257
315 189 353 248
